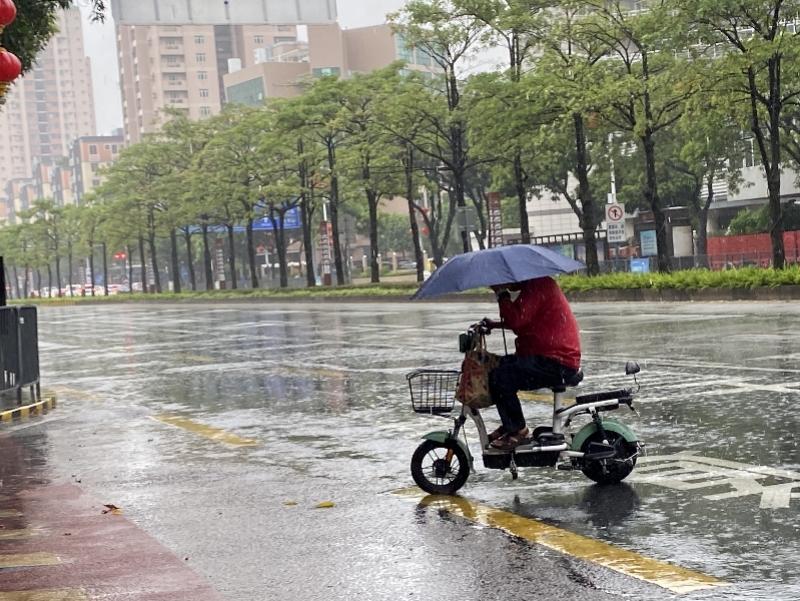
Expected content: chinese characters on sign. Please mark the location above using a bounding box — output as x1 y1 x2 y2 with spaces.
318 221 333 279
487 192 504 248
605 203 627 244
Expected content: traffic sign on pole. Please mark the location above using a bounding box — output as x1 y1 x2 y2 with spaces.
605 203 627 244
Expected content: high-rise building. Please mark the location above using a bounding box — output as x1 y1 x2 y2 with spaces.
0 8 96 218
116 23 304 143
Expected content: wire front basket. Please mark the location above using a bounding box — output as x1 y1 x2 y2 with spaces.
406 369 460 414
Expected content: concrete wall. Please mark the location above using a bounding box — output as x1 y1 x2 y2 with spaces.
111 0 337 25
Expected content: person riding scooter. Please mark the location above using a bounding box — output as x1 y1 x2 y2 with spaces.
482 276 582 451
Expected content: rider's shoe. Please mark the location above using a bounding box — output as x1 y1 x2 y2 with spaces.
487 425 506 444
490 427 530 451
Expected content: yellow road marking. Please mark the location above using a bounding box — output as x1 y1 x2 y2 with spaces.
395 489 727 594
0 590 87 601
0 397 57 424
0 529 34 541
0 552 61 569
151 415 259 447
0 510 23 518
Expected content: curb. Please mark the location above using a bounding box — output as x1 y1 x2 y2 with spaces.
0 395 57 424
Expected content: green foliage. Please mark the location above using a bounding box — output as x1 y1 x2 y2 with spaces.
727 204 800 235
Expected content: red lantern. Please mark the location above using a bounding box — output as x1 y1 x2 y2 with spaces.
0 48 20 81
0 0 16 30
0 48 21 96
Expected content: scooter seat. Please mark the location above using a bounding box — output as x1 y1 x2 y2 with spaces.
549 369 584 393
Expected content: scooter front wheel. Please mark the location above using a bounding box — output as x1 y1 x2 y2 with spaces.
580 430 637 485
411 439 470 495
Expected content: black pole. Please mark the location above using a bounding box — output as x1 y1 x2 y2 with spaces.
0 257 6 306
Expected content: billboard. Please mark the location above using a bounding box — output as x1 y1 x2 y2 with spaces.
110 0 337 25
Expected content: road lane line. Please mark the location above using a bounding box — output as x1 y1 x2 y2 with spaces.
150 415 259 447
0 510 23 518
0 552 61 569
394 489 727 594
0 590 87 601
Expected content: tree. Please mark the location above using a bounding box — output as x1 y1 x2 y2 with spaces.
391 0 487 254
679 0 800 268
579 0 697 272
338 70 405 283
1 1 104 74
454 0 548 244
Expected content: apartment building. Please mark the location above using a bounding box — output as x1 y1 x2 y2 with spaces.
116 23 301 143
224 23 438 106
0 8 96 213
69 134 125 203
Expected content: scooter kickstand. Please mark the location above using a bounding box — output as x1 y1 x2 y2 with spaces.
509 455 518 480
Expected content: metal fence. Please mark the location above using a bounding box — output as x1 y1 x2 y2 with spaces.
0 306 40 404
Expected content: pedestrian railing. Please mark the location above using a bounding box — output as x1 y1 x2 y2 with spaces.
0 306 40 404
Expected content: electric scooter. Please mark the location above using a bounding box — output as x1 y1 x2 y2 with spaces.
407 321 643 495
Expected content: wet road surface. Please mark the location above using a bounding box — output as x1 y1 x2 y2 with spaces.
3 300 800 600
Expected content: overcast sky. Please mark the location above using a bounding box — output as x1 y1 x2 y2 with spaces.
79 0 407 135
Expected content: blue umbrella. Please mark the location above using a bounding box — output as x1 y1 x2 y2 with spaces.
411 244 585 300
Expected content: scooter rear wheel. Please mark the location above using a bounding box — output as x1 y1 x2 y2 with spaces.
411 439 470 495
580 431 637 485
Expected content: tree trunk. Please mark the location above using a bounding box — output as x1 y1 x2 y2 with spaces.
404 147 425 282
101 242 109 296
298 140 316 288
23 266 29 298
12 265 20 299
513 154 531 244
54 254 62 297
183 230 197 291
126 244 134 293
138 235 148 293
271 213 289 288
170 228 181 294
642 133 671 272
573 113 600 276
301 190 316 288
226 224 237 290
147 234 161 294
36 269 41 295
88 242 96 296
367 189 380 284
47 264 52 297
245 219 258 289
67 245 74 295
327 142 346 285
202 225 213 291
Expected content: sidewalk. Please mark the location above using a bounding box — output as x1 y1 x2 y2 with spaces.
0 432 225 601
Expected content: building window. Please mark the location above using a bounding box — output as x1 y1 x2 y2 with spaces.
312 66 341 78
200 106 212 117
274 36 296 44
198 71 208 80
254 35 265 45
194 35 205 44
89 144 97 155
395 35 413 62
199 88 209 97
196 53 206 63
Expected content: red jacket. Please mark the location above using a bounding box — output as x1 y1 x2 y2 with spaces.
498 277 581 370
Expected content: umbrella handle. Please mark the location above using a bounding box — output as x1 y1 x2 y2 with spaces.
501 322 509 356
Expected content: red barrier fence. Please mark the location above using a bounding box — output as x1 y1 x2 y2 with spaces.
707 230 800 269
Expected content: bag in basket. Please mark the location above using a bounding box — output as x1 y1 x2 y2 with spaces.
455 335 500 409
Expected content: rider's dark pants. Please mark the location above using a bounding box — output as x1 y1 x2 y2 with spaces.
489 354 578 433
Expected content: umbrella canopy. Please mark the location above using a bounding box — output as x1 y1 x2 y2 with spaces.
411 244 585 300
